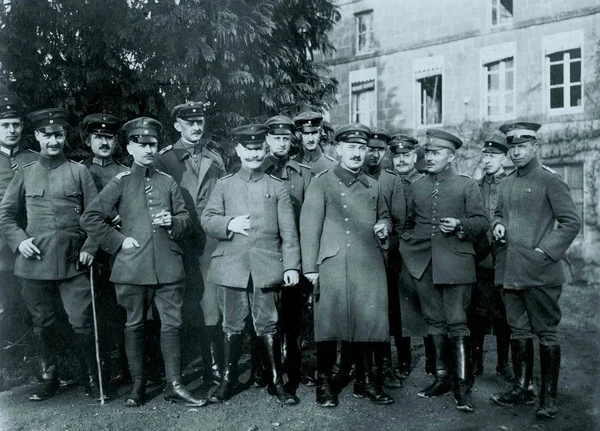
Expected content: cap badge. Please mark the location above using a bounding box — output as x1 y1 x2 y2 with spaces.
374 134 378 139
278 125 283 128
143 120 148 125
192 108 197 113
250 126 255 131
188 102 195 106
251 135 255 139
101 124 106 128
102 116 107 120
3 97 7 101
48 112 53 117
49 120 54 124
6 106 9 109
144 129 149 134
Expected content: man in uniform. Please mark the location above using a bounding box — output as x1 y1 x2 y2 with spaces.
300 123 393 408
201 124 300 406
0 94 39 389
389 134 431 379
490 122 580 420
470 133 513 381
80 117 206 408
361 126 405 389
261 115 312 394
0 108 100 401
400 129 488 412
292 111 337 173
155 100 226 384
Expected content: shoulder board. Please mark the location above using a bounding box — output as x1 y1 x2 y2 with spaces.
298 163 311 170
269 174 283 182
116 160 129 168
412 175 425 182
27 149 39 154
207 148 222 158
68 159 84 165
542 165 558 175
290 154 298 160
314 169 328 178
324 154 337 162
384 168 398 176
158 145 173 155
116 171 131 179
218 173 234 181
459 173 472 179
23 160 37 168
505 169 517 177
363 172 375 180
156 169 172 178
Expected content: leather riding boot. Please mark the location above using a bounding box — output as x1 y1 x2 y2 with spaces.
394 336 412 379
491 338 535 406
453 336 474 413
203 325 224 385
494 320 514 382
248 334 267 388
77 333 110 402
470 316 486 376
333 340 354 390
144 319 164 385
424 336 435 375
261 334 298 405
536 344 561 420
284 333 302 393
315 341 338 407
353 343 394 405
418 334 452 398
124 329 145 407
29 330 59 401
210 333 243 403
375 342 402 388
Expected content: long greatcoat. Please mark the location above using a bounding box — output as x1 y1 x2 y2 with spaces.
300 164 391 342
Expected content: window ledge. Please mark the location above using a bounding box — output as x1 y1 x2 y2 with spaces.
548 107 584 117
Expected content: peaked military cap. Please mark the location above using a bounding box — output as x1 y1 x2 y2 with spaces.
0 93 22 120
171 100 212 120
83 113 121 137
27 108 69 133
231 124 269 147
389 134 418 154
123 117 162 144
482 132 508 154
293 111 323 133
424 129 463 151
368 127 392 149
334 123 371 145
499 121 541 145
265 115 294 135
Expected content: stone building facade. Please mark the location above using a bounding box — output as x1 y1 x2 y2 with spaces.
319 0 600 281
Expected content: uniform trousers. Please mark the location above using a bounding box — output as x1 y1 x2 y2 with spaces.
115 281 184 332
412 263 472 338
472 267 507 326
218 276 279 336
504 285 562 346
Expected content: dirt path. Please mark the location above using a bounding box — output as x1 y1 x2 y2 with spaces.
1 284 598 431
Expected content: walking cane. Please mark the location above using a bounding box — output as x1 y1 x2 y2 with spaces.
90 265 106 405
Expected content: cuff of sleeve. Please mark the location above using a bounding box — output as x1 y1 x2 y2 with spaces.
103 232 127 254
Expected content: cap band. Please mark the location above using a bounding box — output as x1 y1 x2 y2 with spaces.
425 136 456 151
505 128 537 139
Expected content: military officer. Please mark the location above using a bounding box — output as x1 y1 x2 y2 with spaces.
389 134 432 379
361 127 406 389
80 117 206 408
400 129 489 412
292 111 337 173
470 133 513 382
0 108 100 402
155 100 227 384
490 122 580 420
300 123 393 408
261 115 312 393
201 124 301 406
0 94 39 389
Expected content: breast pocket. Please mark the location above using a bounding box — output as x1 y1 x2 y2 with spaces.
25 188 44 198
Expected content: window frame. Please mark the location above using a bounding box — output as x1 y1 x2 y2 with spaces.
544 161 585 237
348 67 378 125
354 10 374 55
490 0 514 27
480 42 517 121
413 56 445 129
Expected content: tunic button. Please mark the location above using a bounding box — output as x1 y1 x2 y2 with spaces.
341 193 346 196
343 205 347 208
347 244 351 247
345 218 349 221
153 229 156 233
432 233 435 237
146 178 150 182
346 231 350 234
291 185 295 189
149 199 152 202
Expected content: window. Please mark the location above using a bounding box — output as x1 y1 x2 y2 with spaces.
545 162 584 235
485 57 515 118
355 11 373 54
414 56 444 127
543 30 584 115
491 0 513 26
349 68 377 125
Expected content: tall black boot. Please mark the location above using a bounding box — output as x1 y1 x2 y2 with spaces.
395 336 412 379
161 330 207 407
353 342 394 405
77 333 110 402
210 333 243 403
453 336 474 412
418 334 452 398
202 325 223 385
284 333 302 393
29 330 59 401
536 344 560 420
424 336 435 375
494 319 514 382
124 329 145 407
491 338 535 406
470 315 487 376
315 341 337 407
333 340 354 390
261 334 298 405
247 333 267 388
375 342 403 388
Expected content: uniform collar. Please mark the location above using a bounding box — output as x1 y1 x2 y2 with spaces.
483 169 506 184
517 157 540 176
131 161 156 177
238 165 265 182
180 137 203 155
92 156 112 167
173 139 205 161
38 153 67 169
299 146 323 163
399 168 421 183
334 163 370 187
431 165 455 182
362 164 381 177
0 144 19 158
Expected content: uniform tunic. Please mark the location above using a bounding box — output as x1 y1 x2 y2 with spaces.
85 156 129 192
300 164 391 342
293 147 337 175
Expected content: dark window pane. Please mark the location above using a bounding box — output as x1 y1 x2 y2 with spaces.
550 64 564 85
550 87 564 108
570 85 582 107
570 61 581 82
549 52 564 62
501 0 513 14
568 48 581 59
